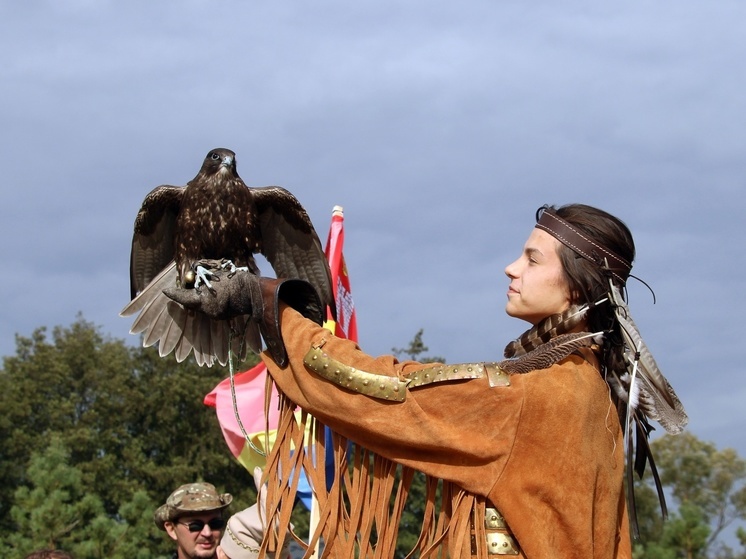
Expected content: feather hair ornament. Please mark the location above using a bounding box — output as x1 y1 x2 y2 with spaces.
504 302 591 358
607 282 688 435
604 277 687 538
499 331 603 374
503 297 608 359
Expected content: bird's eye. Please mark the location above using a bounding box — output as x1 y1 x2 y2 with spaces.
210 153 220 160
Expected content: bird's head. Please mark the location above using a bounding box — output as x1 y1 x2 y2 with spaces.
200 148 238 177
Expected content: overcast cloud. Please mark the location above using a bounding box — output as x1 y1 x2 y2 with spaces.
2 1 744 471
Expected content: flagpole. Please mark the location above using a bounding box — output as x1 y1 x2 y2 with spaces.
308 483 320 559
307 205 341 558
309 204 353 558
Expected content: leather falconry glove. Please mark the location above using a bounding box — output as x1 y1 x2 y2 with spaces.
163 264 325 367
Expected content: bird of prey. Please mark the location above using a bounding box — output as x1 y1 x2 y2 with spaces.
121 147 335 367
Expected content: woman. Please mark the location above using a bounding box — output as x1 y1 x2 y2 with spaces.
167 204 687 558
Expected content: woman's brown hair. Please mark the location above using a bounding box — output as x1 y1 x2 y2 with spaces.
550 203 636 377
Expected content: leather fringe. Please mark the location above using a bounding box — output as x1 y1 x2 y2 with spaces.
260 378 487 558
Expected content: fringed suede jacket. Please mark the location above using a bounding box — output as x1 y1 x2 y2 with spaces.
257 304 632 559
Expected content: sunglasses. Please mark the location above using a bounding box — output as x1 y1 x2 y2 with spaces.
177 518 225 532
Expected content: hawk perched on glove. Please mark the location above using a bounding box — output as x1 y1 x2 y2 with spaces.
121 147 335 367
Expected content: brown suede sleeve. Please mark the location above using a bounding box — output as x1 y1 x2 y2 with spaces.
262 304 632 558
262 304 523 497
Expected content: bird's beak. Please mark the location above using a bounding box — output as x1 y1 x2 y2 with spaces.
221 155 234 168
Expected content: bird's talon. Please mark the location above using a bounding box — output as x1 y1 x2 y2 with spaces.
218 259 249 277
220 260 237 273
194 265 215 290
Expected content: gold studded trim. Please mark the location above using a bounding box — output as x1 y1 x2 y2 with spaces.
484 363 511 387
484 531 520 555
403 363 487 387
485 507 508 530
471 507 520 556
225 524 260 555
484 507 519 554
304 346 409 401
404 362 511 388
303 346 513 402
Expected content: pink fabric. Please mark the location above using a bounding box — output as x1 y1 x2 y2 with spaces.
204 362 281 457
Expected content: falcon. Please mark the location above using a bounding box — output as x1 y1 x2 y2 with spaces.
121 147 335 367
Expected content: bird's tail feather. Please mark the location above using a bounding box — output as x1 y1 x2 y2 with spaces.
121 263 260 368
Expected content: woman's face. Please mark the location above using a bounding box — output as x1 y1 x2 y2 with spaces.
504 228 572 325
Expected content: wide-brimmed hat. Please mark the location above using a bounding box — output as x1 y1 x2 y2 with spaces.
154 482 233 530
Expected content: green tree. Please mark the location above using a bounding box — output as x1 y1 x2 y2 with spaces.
4 436 163 559
4 436 102 556
392 328 444 364
634 433 746 558
0 316 258 555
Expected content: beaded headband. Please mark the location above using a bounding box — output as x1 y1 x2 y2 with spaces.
535 205 632 285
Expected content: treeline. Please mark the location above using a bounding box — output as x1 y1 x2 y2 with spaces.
2 317 746 558
0 317 257 558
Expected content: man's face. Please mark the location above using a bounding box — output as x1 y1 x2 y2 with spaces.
504 228 572 325
164 512 225 559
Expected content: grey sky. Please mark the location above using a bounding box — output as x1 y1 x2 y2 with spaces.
2 0 744 478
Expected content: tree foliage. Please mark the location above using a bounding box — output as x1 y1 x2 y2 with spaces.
392 328 444 364
6 435 158 558
0 317 257 558
634 433 746 559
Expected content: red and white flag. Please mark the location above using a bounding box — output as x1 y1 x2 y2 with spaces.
323 205 357 341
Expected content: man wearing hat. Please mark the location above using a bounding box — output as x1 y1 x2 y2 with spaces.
155 482 233 559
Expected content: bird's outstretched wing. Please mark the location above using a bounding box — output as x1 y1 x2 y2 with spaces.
253 186 337 319
129 185 183 298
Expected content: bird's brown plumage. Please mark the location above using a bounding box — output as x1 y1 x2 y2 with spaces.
121 148 335 367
